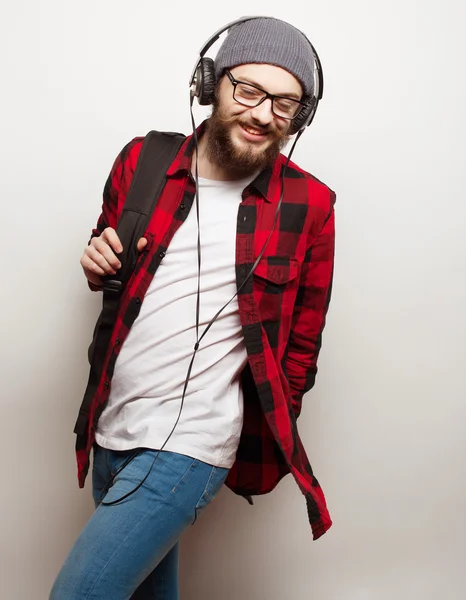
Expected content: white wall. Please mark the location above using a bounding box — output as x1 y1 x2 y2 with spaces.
1 1 465 598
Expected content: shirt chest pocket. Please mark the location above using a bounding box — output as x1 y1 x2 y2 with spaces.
252 256 299 322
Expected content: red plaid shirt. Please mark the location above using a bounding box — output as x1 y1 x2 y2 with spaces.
75 123 336 540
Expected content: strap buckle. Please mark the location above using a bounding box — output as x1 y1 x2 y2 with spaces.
102 279 123 294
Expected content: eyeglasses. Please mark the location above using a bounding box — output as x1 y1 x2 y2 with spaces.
225 69 309 120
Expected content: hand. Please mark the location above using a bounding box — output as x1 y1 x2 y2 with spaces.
81 227 148 286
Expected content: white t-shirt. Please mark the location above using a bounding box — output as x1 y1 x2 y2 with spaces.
95 174 256 468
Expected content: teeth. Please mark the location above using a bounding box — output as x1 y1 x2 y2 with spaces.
243 126 263 135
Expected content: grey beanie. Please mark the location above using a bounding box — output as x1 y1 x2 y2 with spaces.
214 17 314 97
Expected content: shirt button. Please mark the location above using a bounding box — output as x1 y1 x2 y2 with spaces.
159 251 166 259
135 297 141 304
104 381 109 389
180 203 186 210
115 338 120 345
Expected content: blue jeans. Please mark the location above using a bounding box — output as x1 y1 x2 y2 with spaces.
50 444 229 599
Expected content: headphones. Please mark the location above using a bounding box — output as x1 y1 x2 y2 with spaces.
189 16 324 136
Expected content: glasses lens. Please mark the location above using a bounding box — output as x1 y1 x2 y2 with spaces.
273 98 302 119
234 83 266 106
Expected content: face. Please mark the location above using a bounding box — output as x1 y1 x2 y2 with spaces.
205 63 303 175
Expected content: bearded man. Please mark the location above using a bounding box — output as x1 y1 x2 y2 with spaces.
51 16 336 600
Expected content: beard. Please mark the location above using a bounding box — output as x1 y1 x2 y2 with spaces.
204 99 291 177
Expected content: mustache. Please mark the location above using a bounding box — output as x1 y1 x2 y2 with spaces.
214 112 284 138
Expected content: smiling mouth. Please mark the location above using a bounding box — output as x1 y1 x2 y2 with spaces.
238 123 269 140
242 124 265 135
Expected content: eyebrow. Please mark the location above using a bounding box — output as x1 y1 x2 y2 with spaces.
238 75 302 100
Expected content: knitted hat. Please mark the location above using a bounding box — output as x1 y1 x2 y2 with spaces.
214 17 315 97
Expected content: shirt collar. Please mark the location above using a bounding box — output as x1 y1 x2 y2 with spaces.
166 119 283 203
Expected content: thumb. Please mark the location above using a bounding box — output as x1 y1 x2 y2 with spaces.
137 237 148 252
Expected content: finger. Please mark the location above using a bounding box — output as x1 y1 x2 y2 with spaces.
84 245 118 275
83 267 104 287
101 228 123 254
137 237 148 252
81 254 107 276
92 238 122 271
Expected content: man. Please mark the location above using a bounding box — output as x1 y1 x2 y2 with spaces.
51 16 336 600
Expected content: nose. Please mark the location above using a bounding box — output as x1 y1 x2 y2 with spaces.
249 98 274 126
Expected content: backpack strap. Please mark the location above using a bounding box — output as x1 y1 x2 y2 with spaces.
74 130 186 439
106 130 186 292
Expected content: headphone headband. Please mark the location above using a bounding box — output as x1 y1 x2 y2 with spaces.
189 17 263 88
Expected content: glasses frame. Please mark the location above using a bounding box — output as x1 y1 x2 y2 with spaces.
225 69 310 120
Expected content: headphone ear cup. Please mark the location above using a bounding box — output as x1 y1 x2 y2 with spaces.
289 97 316 135
196 57 216 106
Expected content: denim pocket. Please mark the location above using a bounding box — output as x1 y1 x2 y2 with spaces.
169 456 198 494
192 466 229 524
